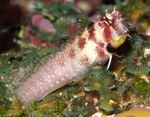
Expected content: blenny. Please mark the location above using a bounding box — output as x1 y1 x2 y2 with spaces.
16 10 128 105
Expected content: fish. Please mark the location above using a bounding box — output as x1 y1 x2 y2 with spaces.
16 10 128 105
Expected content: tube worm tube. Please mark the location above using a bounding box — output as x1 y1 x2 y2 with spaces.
16 10 128 105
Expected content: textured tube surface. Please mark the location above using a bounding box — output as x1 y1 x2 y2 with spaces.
16 44 90 104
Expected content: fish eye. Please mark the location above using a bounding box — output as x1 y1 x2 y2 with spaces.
106 43 116 53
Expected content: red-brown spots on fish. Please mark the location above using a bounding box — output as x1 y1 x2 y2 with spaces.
98 20 112 42
97 42 105 48
88 26 96 41
96 46 105 58
104 26 112 42
98 20 106 27
68 48 76 59
77 37 86 49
